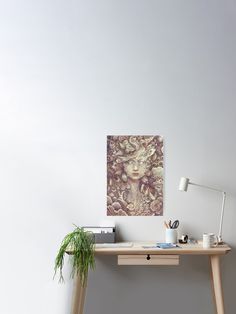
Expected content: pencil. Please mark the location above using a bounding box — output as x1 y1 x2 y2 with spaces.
164 221 169 229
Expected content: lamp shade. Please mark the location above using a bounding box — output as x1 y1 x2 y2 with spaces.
179 177 190 191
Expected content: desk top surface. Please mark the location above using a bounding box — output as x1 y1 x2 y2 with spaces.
94 242 231 256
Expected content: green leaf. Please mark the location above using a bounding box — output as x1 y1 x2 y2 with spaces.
54 226 95 286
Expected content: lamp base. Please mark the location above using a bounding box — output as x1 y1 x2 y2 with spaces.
217 236 224 245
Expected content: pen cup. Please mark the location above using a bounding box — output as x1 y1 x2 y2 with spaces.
165 228 178 244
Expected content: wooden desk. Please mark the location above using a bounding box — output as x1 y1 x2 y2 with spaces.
71 242 231 314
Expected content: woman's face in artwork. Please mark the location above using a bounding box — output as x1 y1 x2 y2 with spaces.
124 159 147 180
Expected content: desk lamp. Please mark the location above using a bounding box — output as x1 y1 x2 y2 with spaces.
179 177 226 244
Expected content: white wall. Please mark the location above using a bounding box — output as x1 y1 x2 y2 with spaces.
0 0 236 313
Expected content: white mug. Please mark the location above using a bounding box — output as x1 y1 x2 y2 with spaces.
165 229 178 244
203 233 218 249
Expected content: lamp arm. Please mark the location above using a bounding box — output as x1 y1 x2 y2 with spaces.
189 182 223 193
218 192 226 243
189 181 226 243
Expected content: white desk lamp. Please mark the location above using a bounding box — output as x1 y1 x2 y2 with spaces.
179 177 226 244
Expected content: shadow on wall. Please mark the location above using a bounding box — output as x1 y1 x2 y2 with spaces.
223 246 236 314
84 246 236 314
85 254 222 314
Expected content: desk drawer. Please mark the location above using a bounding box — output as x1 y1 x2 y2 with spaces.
118 255 179 266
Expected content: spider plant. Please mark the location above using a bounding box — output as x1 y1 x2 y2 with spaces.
54 225 95 286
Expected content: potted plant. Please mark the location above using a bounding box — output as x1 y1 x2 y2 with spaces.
54 225 95 286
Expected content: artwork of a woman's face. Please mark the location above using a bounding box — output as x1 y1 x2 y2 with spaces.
124 159 147 180
107 135 163 216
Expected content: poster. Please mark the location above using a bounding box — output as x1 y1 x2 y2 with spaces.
107 135 163 216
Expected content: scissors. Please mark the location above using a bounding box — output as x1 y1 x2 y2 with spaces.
169 220 179 229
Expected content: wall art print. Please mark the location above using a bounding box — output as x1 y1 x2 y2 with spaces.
107 135 164 216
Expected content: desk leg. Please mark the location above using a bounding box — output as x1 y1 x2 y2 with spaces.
210 255 225 314
71 275 87 314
